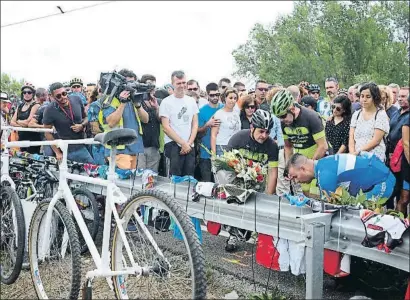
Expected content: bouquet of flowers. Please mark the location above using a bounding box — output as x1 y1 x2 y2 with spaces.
212 149 268 192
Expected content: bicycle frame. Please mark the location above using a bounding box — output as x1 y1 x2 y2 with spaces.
6 137 162 288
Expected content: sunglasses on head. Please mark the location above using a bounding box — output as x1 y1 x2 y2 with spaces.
331 105 342 112
72 85 81 89
55 91 68 99
245 105 256 109
209 93 220 98
187 87 198 91
23 90 33 95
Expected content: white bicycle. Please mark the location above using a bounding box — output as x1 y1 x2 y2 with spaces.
1 126 54 285
8 128 206 299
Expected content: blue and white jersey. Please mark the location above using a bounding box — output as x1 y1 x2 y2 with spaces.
314 152 395 200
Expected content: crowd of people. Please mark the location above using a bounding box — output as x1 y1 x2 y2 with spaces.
1 70 409 252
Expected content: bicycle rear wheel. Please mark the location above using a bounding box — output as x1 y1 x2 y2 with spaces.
0 186 25 284
111 190 206 299
72 187 100 254
28 199 81 299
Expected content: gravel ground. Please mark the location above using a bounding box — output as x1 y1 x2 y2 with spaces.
1 217 407 300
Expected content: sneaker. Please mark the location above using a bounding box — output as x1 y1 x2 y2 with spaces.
225 235 239 252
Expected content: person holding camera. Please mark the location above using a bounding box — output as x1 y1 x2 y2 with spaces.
100 69 149 170
137 74 162 172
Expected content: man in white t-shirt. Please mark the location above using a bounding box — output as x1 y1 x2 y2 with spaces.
159 70 199 176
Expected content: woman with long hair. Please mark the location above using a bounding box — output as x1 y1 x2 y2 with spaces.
211 88 241 156
239 95 257 129
326 94 352 153
349 82 390 162
379 85 398 119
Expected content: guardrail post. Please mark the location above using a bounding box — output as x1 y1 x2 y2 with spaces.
305 222 325 299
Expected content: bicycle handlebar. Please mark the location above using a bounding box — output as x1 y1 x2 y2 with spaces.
2 126 54 133
7 138 100 148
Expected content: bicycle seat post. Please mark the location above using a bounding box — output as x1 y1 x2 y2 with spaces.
58 141 69 182
107 144 118 183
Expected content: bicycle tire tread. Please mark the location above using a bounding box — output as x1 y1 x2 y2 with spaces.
112 189 207 300
28 199 82 300
0 186 25 285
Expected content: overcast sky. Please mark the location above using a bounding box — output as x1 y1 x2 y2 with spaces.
1 1 294 89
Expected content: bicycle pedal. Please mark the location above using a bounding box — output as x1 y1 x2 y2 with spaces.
82 279 92 300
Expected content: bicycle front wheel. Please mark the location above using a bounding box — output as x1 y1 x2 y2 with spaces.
111 190 206 299
28 199 82 299
0 186 25 284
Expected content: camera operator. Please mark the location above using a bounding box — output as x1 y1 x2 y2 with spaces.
137 74 161 172
100 68 149 170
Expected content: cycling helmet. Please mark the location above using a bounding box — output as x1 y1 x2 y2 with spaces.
70 77 83 87
251 109 274 131
248 88 255 94
63 81 70 88
21 82 36 93
307 84 320 92
270 89 294 117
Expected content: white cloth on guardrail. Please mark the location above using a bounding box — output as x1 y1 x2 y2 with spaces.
360 209 409 253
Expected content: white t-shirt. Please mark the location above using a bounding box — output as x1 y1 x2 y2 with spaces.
350 109 390 162
213 109 241 146
159 94 199 145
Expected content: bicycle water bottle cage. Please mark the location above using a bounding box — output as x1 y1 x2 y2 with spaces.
94 128 137 147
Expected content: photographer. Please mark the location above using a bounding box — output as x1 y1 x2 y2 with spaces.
100 69 149 170
138 74 161 172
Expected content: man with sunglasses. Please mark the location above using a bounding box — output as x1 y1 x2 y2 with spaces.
254 80 270 111
187 79 207 109
218 78 231 95
42 82 94 164
70 77 87 106
197 82 223 182
271 90 328 197
307 84 321 101
222 109 278 252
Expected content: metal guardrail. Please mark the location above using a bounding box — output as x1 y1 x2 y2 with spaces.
79 174 410 273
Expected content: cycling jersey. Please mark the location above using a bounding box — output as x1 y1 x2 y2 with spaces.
226 129 279 168
282 106 326 159
314 152 395 200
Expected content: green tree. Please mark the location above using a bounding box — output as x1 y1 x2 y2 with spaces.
232 1 409 88
1 73 24 97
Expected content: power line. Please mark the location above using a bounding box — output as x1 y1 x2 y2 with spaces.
1 1 116 29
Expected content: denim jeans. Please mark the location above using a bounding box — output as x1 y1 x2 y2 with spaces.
91 144 106 165
67 146 95 164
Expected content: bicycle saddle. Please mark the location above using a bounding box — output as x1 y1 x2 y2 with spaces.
94 128 137 146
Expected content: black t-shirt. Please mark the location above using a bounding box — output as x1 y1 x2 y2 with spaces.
43 95 85 150
282 106 325 158
226 129 279 168
141 100 160 149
